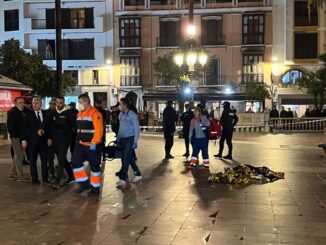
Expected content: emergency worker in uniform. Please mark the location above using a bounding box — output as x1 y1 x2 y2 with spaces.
72 94 104 196
214 101 238 160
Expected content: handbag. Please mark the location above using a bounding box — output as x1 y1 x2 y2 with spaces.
104 141 122 161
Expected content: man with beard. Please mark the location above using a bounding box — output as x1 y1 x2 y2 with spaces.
51 97 75 189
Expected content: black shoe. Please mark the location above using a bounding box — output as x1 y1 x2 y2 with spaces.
223 155 233 160
214 154 222 158
32 180 40 185
51 182 63 189
65 178 75 185
75 184 91 193
183 153 189 157
23 160 30 166
88 188 100 197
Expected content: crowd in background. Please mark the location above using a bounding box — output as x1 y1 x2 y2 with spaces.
269 105 326 119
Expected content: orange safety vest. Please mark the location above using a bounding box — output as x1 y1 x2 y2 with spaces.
76 106 103 146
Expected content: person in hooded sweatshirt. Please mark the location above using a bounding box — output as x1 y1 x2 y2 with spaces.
189 107 211 169
51 97 75 189
214 101 238 160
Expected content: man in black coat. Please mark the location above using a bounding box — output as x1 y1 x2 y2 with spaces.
163 100 178 159
46 98 57 179
269 106 279 118
51 97 75 189
25 98 53 184
180 104 194 157
214 101 238 160
68 102 78 158
7 97 30 182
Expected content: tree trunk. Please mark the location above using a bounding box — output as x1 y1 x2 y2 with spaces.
262 100 266 111
314 94 318 107
55 0 63 97
319 92 324 108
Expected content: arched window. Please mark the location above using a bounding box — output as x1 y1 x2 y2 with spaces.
281 69 305 86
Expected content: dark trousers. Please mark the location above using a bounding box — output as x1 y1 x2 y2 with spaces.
218 129 234 156
54 140 74 184
183 129 190 154
72 143 102 188
29 141 48 182
119 136 141 181
70 133 76 158
192 138 209 161
164 132 174 156
47 144 55 177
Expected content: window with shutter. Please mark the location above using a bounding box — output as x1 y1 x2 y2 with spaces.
46 9 55 29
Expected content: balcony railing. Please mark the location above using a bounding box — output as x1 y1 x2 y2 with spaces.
31 18 96 30
156 75 242 87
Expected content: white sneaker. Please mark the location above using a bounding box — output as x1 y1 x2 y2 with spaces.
116 179 126 187
131 176 142 183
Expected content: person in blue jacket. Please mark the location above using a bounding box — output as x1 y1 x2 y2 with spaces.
189 107 210 168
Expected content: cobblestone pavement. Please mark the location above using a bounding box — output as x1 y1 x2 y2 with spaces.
0 133 326 245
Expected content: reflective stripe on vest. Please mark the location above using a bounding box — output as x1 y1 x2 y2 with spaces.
76 108 97 143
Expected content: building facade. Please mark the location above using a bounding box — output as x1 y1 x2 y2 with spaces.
0 0 115 107
272 0 326 116
113 0 273 116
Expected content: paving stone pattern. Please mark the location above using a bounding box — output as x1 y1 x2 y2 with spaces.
0 133 326 244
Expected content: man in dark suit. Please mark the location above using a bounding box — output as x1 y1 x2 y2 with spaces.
24 98 53 184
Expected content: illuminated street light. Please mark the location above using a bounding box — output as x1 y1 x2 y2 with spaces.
199 51 208 67
184 86 192 95
224 87 233 94
186 52 197 72
187 24 196 38
106 59 112 65
174 52 184 67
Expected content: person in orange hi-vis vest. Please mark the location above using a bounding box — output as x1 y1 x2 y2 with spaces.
72 94 104 196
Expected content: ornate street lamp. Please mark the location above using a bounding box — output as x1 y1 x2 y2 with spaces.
174 52 184 67
199 51 208 67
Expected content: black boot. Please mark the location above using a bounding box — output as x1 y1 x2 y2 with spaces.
223 155 233 160
75 182 91 193
88 187 100 197
214 154 222 158
183 152 189 157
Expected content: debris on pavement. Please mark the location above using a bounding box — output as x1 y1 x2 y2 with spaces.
209 164 284 184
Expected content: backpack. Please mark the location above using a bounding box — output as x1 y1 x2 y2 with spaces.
208 118 222 141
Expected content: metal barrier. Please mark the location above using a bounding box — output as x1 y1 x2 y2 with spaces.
105 117 326 135
270 118 326 132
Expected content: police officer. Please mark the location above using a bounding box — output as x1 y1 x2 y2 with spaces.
180 104 194 157
214 101 238 160
72 94 104 196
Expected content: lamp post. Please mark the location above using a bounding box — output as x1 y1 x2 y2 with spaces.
55 0 63 97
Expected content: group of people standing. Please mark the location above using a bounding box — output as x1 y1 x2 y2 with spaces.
162 101 238 169
7 94 142 195
7 96 78 187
